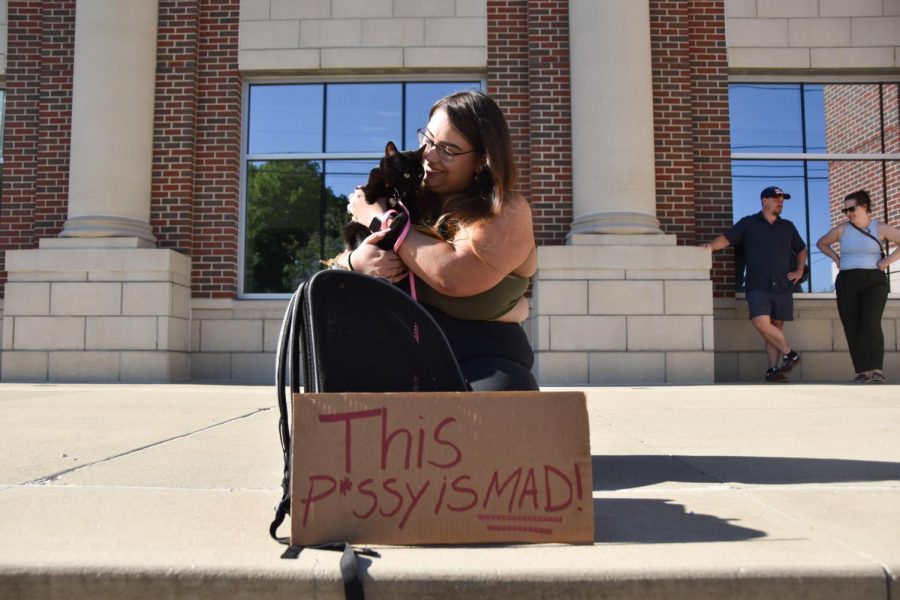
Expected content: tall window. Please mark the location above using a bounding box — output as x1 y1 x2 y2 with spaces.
729 83 899 293
240 80 481 296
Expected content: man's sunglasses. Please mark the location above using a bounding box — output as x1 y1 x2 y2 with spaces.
841 206 858 215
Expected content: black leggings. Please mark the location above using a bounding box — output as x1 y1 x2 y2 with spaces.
425 306 539 392
835 269 888 373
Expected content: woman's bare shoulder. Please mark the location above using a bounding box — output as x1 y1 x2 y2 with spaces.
463 192 535 273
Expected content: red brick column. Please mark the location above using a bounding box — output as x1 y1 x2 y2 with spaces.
650 1 695 242
526 0 571 245
689 0 732 297
152 0 200 253
487 0 571 247
650 0 732 296
35 1 75 242
487 0 530 209
0 1 75 297
191 0 242 297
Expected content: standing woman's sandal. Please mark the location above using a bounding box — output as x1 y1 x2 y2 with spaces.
868 372 886 384
853 373 869 383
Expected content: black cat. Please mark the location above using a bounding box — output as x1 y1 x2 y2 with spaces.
344 141 424 251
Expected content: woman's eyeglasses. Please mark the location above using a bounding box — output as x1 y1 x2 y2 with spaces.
841 206 858 215
417 128 476 164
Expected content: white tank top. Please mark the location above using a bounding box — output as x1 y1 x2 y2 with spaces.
840 220 881 270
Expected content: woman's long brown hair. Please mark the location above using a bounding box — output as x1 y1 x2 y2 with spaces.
422 90 518 238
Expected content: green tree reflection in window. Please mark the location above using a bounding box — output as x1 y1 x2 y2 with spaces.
244 160 347 293
242 80 482 295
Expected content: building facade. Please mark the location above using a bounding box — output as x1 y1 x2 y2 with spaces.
0 0 898 384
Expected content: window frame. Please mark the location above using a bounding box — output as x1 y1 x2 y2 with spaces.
238 74 486 299
728 77 900 296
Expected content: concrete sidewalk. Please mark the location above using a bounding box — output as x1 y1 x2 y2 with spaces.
0 383 898 599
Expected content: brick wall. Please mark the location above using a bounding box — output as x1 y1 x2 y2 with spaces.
152 0 200 253
487 0 570 246
651 0 733 296
0 0 8 75
189 0 242 298
35 2 73 242
825 84 900 228
0 1 75 298
0 1 243 301
525 0 571 246
487 0 530 218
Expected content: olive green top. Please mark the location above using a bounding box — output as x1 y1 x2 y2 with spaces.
415 274 529 321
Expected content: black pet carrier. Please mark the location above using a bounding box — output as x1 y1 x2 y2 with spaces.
269 269 468 599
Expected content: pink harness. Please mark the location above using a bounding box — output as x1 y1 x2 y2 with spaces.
379 201 416 301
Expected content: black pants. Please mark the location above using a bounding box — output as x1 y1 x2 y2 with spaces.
425 306 539 392
835 269 888 373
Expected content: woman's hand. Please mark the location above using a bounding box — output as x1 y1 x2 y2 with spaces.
347 187 385 228
350 230 408 283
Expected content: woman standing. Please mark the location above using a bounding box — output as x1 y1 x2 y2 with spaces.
816 190 900 383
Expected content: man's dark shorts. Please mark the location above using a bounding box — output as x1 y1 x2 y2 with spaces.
745 290 794 321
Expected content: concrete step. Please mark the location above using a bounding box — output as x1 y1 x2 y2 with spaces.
0 383 898 599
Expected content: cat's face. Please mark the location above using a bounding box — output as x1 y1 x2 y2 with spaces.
381 142 424 192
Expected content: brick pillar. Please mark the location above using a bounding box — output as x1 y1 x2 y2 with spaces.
487 0 572 246
151 0 200 254
0 1 74 297
2 0 191 383
191 0 241 298
527 0 715 385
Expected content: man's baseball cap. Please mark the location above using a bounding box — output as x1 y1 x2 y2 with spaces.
761 186 791 199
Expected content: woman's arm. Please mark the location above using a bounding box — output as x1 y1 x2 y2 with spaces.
331 233 408 283
341 189 409 282
876 222 900 270
816 225 843 269
396 193 536 297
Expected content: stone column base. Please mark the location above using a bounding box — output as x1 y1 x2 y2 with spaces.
526 234 715 385
1 238 190 383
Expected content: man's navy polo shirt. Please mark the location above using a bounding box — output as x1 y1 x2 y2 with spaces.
725 212 806 293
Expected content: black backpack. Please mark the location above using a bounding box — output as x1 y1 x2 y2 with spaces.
269 269 468 598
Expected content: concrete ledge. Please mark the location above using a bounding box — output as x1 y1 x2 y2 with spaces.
0 384 897 599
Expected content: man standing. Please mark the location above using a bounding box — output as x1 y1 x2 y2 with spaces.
702 186 807 382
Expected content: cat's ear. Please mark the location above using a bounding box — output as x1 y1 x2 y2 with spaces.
385 141 399 156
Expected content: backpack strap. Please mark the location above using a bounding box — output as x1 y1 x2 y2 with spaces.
270 283 305 543
280 541 380 600
269 277 381 600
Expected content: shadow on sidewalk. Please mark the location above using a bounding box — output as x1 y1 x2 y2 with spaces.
592 455 900 490
589 454 900 544
593 498 766 544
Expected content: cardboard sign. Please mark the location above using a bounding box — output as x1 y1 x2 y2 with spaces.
290 391 593 546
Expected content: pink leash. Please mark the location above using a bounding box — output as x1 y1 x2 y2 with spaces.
381 201 421 392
